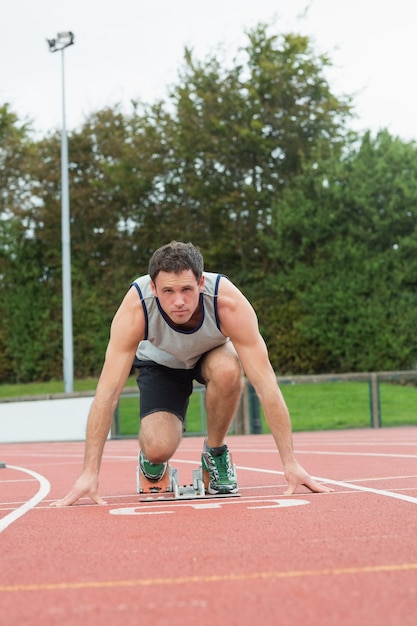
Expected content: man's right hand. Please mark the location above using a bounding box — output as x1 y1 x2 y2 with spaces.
50 470 107 507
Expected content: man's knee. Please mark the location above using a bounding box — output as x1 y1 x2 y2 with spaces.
138 411 183 462
204 348 243 391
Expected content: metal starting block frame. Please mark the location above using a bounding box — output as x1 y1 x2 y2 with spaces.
136 460 240 502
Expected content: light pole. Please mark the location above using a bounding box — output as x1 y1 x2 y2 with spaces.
46 32 75 393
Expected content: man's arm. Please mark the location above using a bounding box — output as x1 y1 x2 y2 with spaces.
217 278 332 495
51 287 145 506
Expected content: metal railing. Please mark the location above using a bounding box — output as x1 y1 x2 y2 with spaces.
2 370 414 438
275 370 417 429
111 370 417 437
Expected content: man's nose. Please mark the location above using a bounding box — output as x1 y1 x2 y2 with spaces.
173 293 185 306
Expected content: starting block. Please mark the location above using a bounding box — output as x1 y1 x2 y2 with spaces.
136 455 240 502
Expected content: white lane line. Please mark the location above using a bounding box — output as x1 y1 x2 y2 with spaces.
0 465 51 533
224 449 417 459
151 458 417 505
296 451 417 459
312 476 417 505
0 479 38 484
235 465 417 505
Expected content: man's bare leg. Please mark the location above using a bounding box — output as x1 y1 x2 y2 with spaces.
199 343 242 493
201 342 243 447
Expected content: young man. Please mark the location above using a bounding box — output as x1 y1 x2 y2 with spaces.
52 241 331 506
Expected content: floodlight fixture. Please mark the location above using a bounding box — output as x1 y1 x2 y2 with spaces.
47 31 74 52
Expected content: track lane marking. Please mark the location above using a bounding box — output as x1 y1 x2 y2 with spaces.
311 476 417 504
2 562 417 593
234 466 417 505
0 465 51 533
109 498 310 515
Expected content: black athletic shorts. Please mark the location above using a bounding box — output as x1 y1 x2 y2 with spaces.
133 358 207 422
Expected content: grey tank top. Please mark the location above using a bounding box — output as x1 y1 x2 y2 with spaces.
131 272 229 369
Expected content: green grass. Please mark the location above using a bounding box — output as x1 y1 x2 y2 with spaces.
266 381 416 432
379 383 417 426
86 380 417 435
280 382 371 431
114 390 207 437
1 378 415 436
0 377 101 397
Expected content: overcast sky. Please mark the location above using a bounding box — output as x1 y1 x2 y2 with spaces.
1 0 416 140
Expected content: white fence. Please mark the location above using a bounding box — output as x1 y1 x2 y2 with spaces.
0 395 94 443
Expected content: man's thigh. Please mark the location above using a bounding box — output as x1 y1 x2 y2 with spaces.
135 360 194 421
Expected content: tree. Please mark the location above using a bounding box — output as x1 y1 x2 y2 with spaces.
166 25 352 280
269 131 417 372
0 105 53 381
12 23 416 381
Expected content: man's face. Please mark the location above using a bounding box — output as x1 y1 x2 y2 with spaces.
150 270 204 325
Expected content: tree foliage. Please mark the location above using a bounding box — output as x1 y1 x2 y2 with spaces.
0 24 416 383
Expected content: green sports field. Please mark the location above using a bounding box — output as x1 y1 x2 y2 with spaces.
112 379 416 436
1 378 415 437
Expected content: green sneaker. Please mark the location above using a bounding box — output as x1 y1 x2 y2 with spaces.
139 451 167 481
201 444 238 494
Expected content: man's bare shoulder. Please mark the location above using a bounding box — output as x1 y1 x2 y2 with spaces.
216 276 240 309
216 277 258 336
217 275 251 303
111 285 146 342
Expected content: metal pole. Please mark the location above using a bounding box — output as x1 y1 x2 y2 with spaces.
369 373 381 428
60 47 74 393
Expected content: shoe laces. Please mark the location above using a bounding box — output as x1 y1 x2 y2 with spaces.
213 450 233 481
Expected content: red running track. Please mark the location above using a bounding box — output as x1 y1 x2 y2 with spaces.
1 427 417 626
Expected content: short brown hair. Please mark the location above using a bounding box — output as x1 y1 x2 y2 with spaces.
148 241 204 282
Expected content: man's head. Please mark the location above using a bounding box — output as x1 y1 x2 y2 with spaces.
148 242 205 326
148 241 204 282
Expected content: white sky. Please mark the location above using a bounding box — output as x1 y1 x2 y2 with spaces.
1 0 416 140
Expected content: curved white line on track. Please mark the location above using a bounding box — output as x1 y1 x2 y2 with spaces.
0 465 51 533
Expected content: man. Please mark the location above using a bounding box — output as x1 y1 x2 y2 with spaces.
52 241 331 506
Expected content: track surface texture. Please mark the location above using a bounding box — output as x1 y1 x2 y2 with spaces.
1 427 417 626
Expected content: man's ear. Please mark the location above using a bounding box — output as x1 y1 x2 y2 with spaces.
199 275 205 292
150 279 157 296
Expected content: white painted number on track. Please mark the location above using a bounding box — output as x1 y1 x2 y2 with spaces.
109 498 310 516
